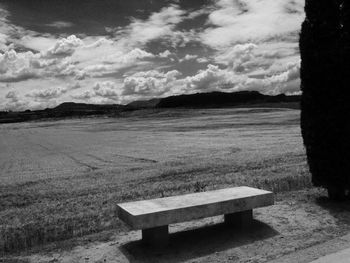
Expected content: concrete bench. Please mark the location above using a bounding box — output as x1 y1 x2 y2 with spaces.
117 186 274 246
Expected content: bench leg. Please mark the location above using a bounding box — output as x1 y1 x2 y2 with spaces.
142 225 169 247
224 210 253 228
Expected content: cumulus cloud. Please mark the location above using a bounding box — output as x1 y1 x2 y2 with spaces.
0 47 86 82
182 64 227 91
93 81 120 101
123 70 181 97
3 90 27 111
43 35 83 58
177 62 300 95
159 50 172 58
26 87 68 100
180 54 198 62
216 43 257 71
71 81 121 103
0 50 39 82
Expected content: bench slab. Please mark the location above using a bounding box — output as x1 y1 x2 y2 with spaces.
117 186 274 230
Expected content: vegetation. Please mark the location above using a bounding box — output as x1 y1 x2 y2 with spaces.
0 108 309 253
300 0 350 199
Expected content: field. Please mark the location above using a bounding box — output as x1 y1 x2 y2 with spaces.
0 107 312 255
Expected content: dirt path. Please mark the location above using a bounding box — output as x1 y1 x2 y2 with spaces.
3 188 350 263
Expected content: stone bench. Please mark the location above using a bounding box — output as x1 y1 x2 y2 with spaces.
116 186 274 246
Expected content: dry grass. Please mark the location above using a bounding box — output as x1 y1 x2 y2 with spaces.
0 107 309 254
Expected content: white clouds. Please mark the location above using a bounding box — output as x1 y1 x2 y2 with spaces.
0 50 39 82
106 48 154 64
3 90 27 111
0 2 304 110
84 48 155 77
183 64 226 91
215 43 257 72
0 36 157 84
201 0 304 48
0 48 83 82
121 5 186 46
180 54 198 62
159 50 172 58
71 81 121 104
27 87 68 100
93 81 119 101
233 62 300 94
123 70 181 97
44 35 83 58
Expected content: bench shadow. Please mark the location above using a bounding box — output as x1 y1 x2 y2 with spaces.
121 219 278 263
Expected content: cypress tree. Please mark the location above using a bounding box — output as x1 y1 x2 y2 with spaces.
300 0 347 199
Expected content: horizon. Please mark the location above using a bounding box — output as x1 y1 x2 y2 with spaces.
0 0 304 111
0 90 301 113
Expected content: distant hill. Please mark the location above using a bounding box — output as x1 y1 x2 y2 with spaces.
126 98 160 109
156 91 300 108
0 91 300 123
53 102 122 112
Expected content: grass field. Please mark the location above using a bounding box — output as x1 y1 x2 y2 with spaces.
0 107 311 253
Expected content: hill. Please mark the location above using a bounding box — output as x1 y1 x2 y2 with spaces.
156 91 300 108
0 91 301 123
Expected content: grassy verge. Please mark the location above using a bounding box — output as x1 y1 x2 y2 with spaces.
0 152 310 254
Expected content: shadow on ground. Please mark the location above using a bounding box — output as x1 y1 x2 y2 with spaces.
316 196 350 226
121 219 278 263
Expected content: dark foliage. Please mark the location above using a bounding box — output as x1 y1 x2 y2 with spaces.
300 0 350 193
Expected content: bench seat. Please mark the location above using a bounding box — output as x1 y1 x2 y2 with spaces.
117 186 274 246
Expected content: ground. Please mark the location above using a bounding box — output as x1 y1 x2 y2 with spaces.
1 107 348 262
5 188 350 263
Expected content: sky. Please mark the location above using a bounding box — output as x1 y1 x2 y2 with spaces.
0 0 305 111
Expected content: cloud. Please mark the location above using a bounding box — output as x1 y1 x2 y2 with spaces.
93 81 120 101
182 64 227 91
232 62 300 94
104 48 154 65
122 70 181 97
84 48 155 77
180 54 198 62
71 81 121 103
0 50 39 82
0 47 87 82
121 5 186 46
159 50 172 58
45 21 74 29
43 35 83 58
3 90 28 111
26 86 68 100
196 57 209 63
177 61 300 95
0 2 303 110
5 90 19 102
200 0 304 48
215 43 257 71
